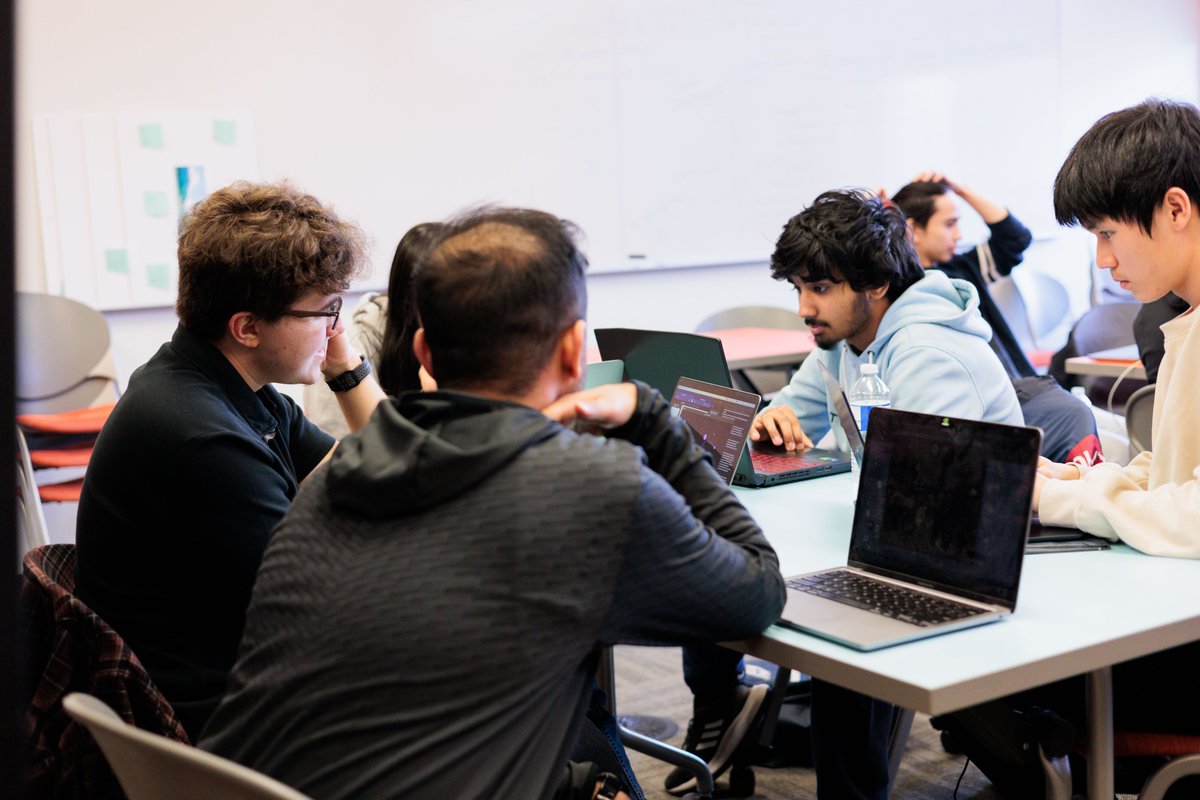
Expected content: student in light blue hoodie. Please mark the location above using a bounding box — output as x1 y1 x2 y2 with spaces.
668 190 1022 800
752 189 1022 453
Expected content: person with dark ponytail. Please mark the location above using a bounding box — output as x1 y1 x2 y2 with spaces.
303 222 445 435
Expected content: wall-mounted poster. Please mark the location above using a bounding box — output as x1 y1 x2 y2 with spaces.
33 109 258 310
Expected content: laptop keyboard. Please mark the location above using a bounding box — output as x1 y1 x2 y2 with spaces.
752 451 824 471
788 571 985 627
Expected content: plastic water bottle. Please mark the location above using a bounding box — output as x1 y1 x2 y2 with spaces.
848 360 891 482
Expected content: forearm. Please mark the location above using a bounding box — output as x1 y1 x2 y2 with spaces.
956 184 1008 224
322 356 387 433
331 376 386 432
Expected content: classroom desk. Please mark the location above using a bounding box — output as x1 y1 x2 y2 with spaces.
727 473 1200 799
699 326 816 371
1065 344 1147 381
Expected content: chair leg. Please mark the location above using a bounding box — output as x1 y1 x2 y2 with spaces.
1137 753 1200 800
618 723 715 799
600 648 716 799
1038 745 1073 800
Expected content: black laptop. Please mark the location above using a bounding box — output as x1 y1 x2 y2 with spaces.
779 408 1042 650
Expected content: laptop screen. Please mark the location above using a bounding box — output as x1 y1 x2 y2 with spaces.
669 377 761 484
849 408 1040 607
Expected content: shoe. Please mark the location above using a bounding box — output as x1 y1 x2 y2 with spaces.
663 682 769 796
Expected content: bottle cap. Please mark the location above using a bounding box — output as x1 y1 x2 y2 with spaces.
860 363 878 376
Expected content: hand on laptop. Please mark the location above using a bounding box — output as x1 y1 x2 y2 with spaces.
542 382 638 434
750 406 813 451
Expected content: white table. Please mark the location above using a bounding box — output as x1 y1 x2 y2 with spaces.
1065 344 1147 381
727 473 1200 799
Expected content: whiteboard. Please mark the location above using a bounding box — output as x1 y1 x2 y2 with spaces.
23 0 1063 303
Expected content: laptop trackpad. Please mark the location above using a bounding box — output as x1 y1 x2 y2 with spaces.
781 589 932 651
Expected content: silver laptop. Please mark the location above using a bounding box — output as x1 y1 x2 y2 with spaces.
779 407 1041 651
668 377 760 484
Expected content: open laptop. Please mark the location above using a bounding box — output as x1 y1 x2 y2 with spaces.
779 407 1042 651
668 377 760 484
816 360 864 466
593 327 850 487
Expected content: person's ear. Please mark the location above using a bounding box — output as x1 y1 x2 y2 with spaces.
1163 187 1192 230
867 283 890 302
558 320 586 384
227 312 261 348
413 328 435 380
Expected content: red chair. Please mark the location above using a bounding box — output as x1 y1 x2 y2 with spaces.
16 293 120 522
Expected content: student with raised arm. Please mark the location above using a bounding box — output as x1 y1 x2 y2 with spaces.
890 173 1101 466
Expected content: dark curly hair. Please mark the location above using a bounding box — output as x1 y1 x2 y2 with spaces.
770 189 924 302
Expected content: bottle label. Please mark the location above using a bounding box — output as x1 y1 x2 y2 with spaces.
853 402 890 434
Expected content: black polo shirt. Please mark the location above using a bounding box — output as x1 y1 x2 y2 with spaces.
76 326 334 738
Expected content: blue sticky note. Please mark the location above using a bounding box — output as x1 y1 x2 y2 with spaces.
213 119 237 145
104 249 130 274
144 191 169 218
145 263 172 290
139 123 164 149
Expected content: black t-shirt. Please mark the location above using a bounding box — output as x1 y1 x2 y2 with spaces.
75 326 333 737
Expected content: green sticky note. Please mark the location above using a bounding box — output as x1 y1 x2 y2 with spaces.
145 263 171 290
213 119 237 145
104 248 130 274
139 123 164 149
144 191 169 217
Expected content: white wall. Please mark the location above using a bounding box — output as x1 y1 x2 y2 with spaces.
16 0 1200 393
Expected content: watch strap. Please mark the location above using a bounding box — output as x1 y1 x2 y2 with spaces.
326 356 372 393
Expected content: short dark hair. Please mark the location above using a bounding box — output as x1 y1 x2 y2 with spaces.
415 207 587 394
176 181 368 339
770 190 924 302
890 181 951 228
377 222 447 395
1054 98 1200 234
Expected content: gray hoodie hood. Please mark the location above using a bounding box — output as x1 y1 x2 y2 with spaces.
326 391 561 518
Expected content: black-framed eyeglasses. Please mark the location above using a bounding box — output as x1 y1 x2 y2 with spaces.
282 297 342 332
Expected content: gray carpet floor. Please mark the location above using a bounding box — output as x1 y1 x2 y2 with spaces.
612 645 1120 800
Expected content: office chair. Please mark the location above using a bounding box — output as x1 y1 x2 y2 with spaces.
16 293 120 521
595 647 716 799
17 292 120 416
694 307 807 397
990 272 1072 363
64 693 312 800
21 544 189 798
1041 730 1200 800
1065 301 1145 411
1124 384 1155 455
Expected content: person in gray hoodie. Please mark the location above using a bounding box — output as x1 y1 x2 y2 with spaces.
199 207 786 800
671 190 1022 800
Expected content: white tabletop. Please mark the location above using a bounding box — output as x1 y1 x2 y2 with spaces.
728 473 1200 716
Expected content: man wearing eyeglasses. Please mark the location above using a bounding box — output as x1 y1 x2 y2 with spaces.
75 181 385 739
